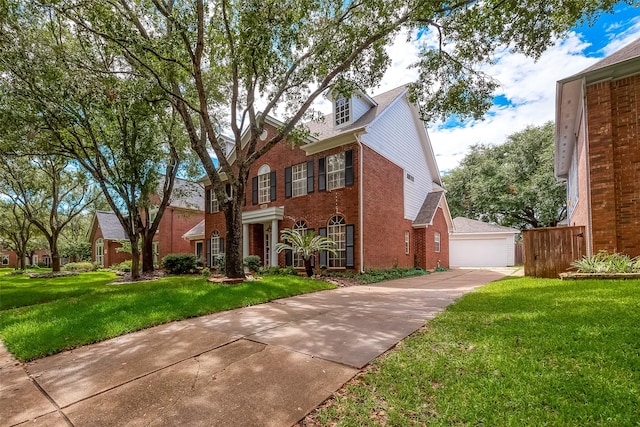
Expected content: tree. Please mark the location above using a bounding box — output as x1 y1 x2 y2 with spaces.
0 12 197 278
274 228 337 277
443 122 566 229
6 0 628 277
0 200 32 270
0 154 100 271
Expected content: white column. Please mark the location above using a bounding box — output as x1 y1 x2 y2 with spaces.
271 219 279 267
243 223 249 260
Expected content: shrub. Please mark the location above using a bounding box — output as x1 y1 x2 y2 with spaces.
62 262 98 273
571 250 640 273
162 253 197 274
110 260 132 272
29 271 79 279
243 255 261 272
201 267 211 278
37 262 47 268
259 266 298 276
214 253 226 274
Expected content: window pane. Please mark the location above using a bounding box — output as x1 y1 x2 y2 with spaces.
292 220 307 268
292 163 307 197
328 216 346 267
327 153 345 190
258 173 270 204
335 96 350 126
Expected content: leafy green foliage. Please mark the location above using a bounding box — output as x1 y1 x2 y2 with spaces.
312 276 640 425
274 228 337 260
443 122 566 229
259 266 299 276
571 251 640 273
243 255 262 272
0 271 334 361
214 253 226 274
110 260 132 272
61 262 97 273
161 253 197 275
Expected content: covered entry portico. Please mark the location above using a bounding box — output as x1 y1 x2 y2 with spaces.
242 206 284 267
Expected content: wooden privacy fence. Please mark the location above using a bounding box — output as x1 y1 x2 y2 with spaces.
523 226 586 278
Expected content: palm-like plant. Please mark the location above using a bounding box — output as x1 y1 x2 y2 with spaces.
274 228 337 277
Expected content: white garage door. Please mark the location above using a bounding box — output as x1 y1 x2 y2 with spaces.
450 238 507 267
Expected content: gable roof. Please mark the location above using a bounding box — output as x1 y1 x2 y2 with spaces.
555 38 640 178
304 85 407 143
413 191 444 226
452 217 519 234
94 211 127 240
182 219 205 240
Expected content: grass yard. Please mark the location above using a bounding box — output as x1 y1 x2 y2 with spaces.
309 276 640 426
0 268 334 361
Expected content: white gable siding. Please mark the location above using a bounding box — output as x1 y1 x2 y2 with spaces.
360 96 435 221
351 95 371 123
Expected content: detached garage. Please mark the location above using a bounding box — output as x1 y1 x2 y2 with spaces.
450 217 520 267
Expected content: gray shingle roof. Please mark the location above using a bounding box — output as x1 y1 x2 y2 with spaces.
95 211 127 240
305 85 408 140
182 219 205 239
452 217 519 234
413 191 444 226
581 38 640 74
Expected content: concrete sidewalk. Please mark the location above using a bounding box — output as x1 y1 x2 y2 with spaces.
1 268 517 427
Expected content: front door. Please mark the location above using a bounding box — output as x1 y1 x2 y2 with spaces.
264 226 271 267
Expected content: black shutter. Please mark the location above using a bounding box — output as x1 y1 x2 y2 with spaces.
270 171 277 201
219 237 225 254
345 150 354 187
205 188 211 213
285 250 292 266
346 224 355 268
252 176 258 205
225 184 232 198
318 157 326 192
309 229 315 267
285 167 292 198
206 239 211 267
307 160 314 194
319 227 327 267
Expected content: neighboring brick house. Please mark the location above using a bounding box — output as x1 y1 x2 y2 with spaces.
0 248 51 268
195 85 452 272
89 179 204 267
555 38 640 257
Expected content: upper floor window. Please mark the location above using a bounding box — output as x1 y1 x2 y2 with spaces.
334 95 350 127
434 232 441 253
258 165 271 204
209 189 219 213
327 152 346 190
292 163 307 197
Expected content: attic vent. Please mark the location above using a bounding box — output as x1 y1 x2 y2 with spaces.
406 173 415 182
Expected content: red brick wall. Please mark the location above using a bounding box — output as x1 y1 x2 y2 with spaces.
569 113 591 251
362 144 414 269
587 74 640 256
419 207 450 269
155 207 203 258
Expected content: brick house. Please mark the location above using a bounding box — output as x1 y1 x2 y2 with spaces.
89 179 204 267
0 248 51 269
193 85 452 272
555 38 640 257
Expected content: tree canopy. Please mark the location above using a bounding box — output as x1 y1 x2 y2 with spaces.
443 122 567 230
1 0 629 277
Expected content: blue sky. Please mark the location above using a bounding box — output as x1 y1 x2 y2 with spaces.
314 2 640 172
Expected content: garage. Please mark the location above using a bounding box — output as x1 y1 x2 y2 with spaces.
450 217 520 267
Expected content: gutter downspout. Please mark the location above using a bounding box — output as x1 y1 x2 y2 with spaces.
355 132 365 273
581 77 593 256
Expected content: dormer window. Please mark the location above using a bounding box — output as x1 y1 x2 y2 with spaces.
334 94 351 127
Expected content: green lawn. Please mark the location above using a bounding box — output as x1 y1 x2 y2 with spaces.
311 276 640 426
0 268 334 361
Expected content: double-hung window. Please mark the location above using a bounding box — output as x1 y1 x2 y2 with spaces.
292 220 307 268
210 189 219 212
327 153 346 190
434 232 441 253
258 173 270 203
292 163 307 197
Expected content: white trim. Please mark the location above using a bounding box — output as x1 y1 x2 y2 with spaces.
242 206 285 224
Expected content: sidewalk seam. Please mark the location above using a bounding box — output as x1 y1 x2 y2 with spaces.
26 369 74 427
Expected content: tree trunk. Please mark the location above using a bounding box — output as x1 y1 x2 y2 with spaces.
224 200 245 279
141 232 155 273
130 236 141 279
304 257 313 277
16 250 26 270
49 236 61 272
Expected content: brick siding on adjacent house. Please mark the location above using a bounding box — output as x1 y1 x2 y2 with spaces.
586 74 640 256
423 207 450 269
155 207 203 259
568 113 591 244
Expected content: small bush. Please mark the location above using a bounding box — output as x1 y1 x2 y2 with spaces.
162 253 197 274
62 262 98 273
29 271 79 279
110 260 132 272
243 255 262 272
259 266 298 276
201 267 211 278
214 253 226 274
37 262 47 268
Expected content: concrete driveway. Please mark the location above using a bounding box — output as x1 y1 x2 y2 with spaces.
1 268 516 427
